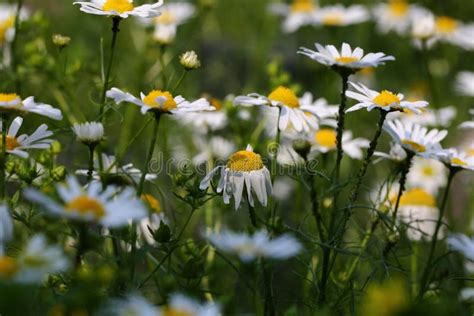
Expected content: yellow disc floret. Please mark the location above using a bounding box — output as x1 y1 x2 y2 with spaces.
227 150 264 172
399 188 436 207
436 16 457 34
0 16 15 44
0 93 21 104
141 194 162 213
314 129 337 149
335 56 359 64
163 308 193 316
65 195 106 219
451 157 467 167
290 0 316 12
143 90 177 111
268 86 300 108
373 90 400 107
0 135 20 151
0 257 17 278
388 0 408 17
155 11 175 24
102 0 134 13
401 139 426 153
323 14 343 26
421 166 434 176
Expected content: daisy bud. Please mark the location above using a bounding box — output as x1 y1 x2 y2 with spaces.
72 122 104 146
179 51 201 70
52 34 71 48
51 166 66 181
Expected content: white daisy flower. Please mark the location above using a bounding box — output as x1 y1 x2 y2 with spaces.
0 93 62 120
156 293 220 316
456 71 474 97
0 116 54 159
372 0 428 35
192 136 236 166
460 288 474 302
434 148 474 171
199 145 272 210
383 120 447 158
407 157 447 194
374 142 407 163
72 121 104 145
14 234 69 283
298 42 395 71
104 294 158 316
24 175 147 228
74 0 163 19
387 106 456 128
76 153 157 184
314 5 369 27
396 188 441 242
309 128 370 160
174 96 228 134
345 82 428 113
106 87 214 115
459 109 474 130
233 86 319 133
0 204 13 256
268 0 318 33
447 234 474 261
434 16 474 50
0 4 28 46
207 229 302 262
410 10 437 48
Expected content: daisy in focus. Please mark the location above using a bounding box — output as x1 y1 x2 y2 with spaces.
199 145 272 210
345 82 428 113
434 148 474 171
372 0 427 35
314 4 369 27
309 127 370 160
383 120 447 158
72 121 104 146
0 116 54 158
24 175 147 228
268 0 319 33
298 43 394 72
106 87 214 115
448 234 474 261
456 71 474 97
207 229 302 262
0 93 62 120
233 86 319 133
74 0 163 19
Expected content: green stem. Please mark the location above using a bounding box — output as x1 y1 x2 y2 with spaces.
262 259 275 316
98 17 121 122
172 70 187 94
159 44 168 89
271 107 282 183
248 202 258 229
333 73 349 182
0 115 6 200
75 223 87 268
308 168 325 242
177 206 196 241
10 0 24 91
391 152 415 222
87 145 96 182
418 168 456 299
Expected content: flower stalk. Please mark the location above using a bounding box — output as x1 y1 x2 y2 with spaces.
0 115 7 200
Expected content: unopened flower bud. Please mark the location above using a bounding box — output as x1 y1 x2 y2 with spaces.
52 34 71 48
180 51 201 70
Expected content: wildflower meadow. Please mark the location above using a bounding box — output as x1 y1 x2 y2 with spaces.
0 0 474 315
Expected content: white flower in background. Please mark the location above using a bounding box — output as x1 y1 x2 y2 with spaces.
372 0 427 35
107 87 214 115
234 86 319 133
268 0 318 33
374 142 407 163
24 175 147 228
459 109 474 129
0 116 54 158
407 157 446 194
298 43 394 71
456 71 474 97
410 10 437 49
157 293 221 316
14 234 69 283
199 145 272 210
105 294 158 316
207 229 302 262
0 93 62 120
387 106 456 128
72 121 104 145
76 153 157 184
345 82 428 113
192 136 236 166
74 0 163 18
0 204 13 256
460 288 474 302
314 4 369 26
138 194 166 246
0 4 28 46
433 148 474 171
447 234 474 261
276 143 305 166
395 188 441 241
434 16 474 50
383 120 447 158
309 128 370 159
179 50 201 70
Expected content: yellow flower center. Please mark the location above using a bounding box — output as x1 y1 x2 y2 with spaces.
0 135 20 151
335 56 359 64
0 93 20 104
467 148 474 157
227 150 264 172
267 86 300 108
65 195 106 219
210 97 222 111
388 0 408 17
399 188 436 207
102 0 134 13
373 90 400 107
323 13 343 26
451 157 467 166
436 16 457 34
314 129 337 149
155 11 175 24
421 166 434 176
141 194 162 213
0 16 15 44
163 308 193 316
401 139 426 153
143 90 177 111
0 256 17 278
290 0 316 12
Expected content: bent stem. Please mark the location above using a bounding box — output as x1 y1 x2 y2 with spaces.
418 168 457 299
99 17 121 122
0 115 6 200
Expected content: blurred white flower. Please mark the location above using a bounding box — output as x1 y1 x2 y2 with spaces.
192 136 236 165
72 121 104 145
105 294 158 316
309 128 370 160
387 106 456 128
268 0 318 33
174 96 228 134
74 0 163 19
138 194 166 246
372 0 428 35
447 234 474 261
433 16 474 50
207 229 302 262
0 204 13 256
0 93 62 120
456 71 474 97
199 145 272 209
433 148 474 171
157 293 220 316
0 4 28 46
315 5 369 27
407 157 446 194
0 116 54 158
374 142 407 163
24 175 147 228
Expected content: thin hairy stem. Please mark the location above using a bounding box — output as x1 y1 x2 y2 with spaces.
0 115 7 200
